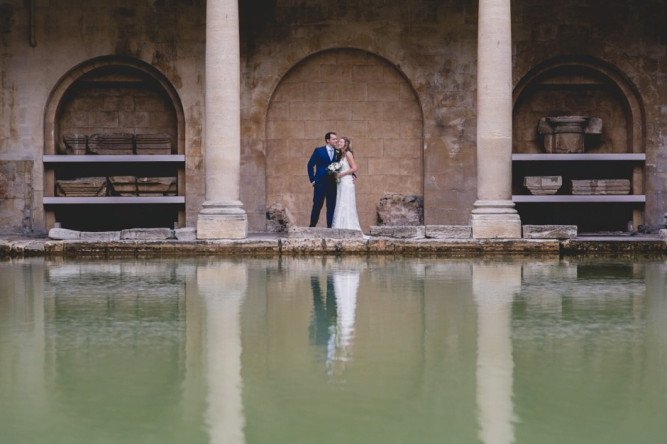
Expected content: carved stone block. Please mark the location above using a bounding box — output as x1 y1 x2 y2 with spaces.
524 176 563 195
570 179 630 195
56 177 107 197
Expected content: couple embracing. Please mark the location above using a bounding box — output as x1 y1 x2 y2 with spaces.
307 132 362 231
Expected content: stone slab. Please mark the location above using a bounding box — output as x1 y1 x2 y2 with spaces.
425 225 471 239
370 225 425 238
49 228 81 240
288 227 364 239
120 228 172 240
174 227 197 241
80 231 121 241
523 225 577 239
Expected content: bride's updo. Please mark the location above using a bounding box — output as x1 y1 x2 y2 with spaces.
341 136 353 154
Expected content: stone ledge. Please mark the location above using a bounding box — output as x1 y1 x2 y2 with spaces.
425 225 472 239
4 235 667 259
523 225 577 239
287 227 364 239
370 226 425 238
121 228 172 240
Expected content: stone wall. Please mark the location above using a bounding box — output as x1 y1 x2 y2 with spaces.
240 0 479 230
0 161 33 234
511 0 667 225
265 49 423 232
0 0 665 232
0 0 205 233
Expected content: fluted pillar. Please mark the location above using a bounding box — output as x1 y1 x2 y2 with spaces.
472 0 521 238
197 0 248 239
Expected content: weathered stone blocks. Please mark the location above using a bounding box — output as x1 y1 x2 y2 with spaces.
266 202 294 232
376 194 423 226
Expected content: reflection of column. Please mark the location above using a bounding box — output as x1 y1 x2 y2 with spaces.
472 0 521 238
197 0 247 239
473 263 520 444
197 263 248 444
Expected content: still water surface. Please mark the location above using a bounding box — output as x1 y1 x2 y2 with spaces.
1 256 666 444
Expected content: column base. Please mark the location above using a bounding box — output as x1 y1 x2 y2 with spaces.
196 200 247 239
471 200 522 239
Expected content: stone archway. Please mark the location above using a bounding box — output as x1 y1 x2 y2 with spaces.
265 48 423 232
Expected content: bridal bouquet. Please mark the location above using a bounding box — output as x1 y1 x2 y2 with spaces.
327 161 342 182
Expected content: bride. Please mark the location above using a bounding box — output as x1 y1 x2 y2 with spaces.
331 136 362 231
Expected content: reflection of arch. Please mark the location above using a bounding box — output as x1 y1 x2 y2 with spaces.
44 56 185 156
265 48 424 231
513 56 644 154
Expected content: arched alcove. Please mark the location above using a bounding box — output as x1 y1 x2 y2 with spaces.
512 57 646 232
265 48 424 232
43 56 186 231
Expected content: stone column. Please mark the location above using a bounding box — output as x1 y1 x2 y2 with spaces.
196 0 248 239
472 0 521 238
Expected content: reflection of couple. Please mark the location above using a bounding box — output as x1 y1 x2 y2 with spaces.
307 132 362 231
309 270 361 374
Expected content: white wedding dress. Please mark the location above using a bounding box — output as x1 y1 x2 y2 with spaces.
331 157 362 231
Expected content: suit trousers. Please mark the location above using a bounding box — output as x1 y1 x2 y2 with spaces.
310 179 337 228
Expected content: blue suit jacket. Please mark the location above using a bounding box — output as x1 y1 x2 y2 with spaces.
307 146 337 185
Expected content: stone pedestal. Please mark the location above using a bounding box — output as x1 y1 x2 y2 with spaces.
471 200 521 239
197 201 247 239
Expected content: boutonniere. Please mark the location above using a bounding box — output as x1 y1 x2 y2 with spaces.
334 149 342 160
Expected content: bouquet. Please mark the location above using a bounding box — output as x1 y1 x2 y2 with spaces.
327 161 342 182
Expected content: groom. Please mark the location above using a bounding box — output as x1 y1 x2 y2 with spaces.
307 132 340 228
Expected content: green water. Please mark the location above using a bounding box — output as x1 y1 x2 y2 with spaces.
1 257 666 444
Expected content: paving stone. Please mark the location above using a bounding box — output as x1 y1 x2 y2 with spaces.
48 228 81 240
80 231 121 241
425 225 471 239
523 225 577 239
370 225 425 238
120 228 172 240
174 227 197 241
288 227 364 239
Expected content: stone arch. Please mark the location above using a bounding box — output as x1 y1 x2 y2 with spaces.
513 55 645 154
265 48 423 231
42 56 186 230
44 55 185 156
512 56 649 231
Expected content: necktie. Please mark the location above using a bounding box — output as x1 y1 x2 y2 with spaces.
328 149 333 161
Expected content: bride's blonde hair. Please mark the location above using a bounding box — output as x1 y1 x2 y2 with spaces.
341 136 353 154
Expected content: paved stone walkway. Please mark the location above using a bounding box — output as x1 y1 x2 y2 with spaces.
1 227 666 258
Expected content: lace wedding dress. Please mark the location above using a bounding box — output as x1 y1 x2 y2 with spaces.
331 157 362 231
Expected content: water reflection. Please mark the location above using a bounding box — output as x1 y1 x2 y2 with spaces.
196 263 247 444
1 257 666 444
309 269 361 376
473 264 521 444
